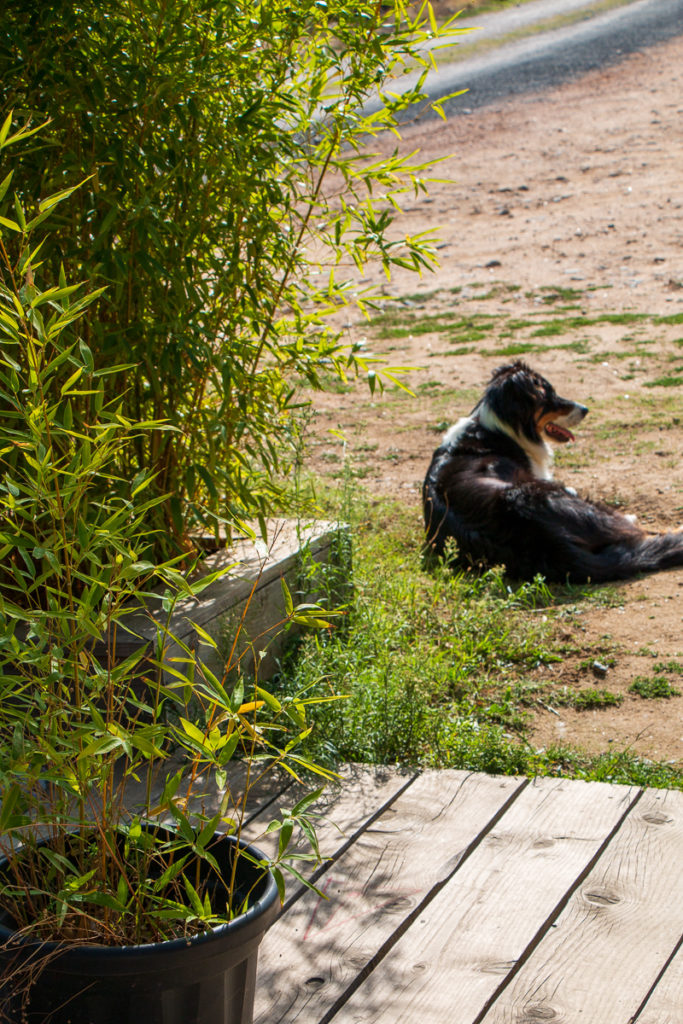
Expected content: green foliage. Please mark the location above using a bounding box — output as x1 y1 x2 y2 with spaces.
1 0 464 552
0 120 338 957
653 660 683 675
273 501 557 768
271 493 682 789
550 687 623 710
644 375 683 388
629 676 681 699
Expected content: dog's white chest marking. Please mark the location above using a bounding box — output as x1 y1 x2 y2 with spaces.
442 410 555 480
442 416 474 448
527 440 554 480
477 403 554 480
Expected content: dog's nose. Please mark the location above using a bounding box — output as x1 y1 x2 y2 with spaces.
578 404 589 419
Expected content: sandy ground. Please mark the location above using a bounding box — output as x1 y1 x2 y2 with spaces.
306 34 683 766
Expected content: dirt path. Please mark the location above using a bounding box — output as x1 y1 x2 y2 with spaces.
307 35 683 766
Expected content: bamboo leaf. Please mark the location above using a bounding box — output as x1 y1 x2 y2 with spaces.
281 577 294 617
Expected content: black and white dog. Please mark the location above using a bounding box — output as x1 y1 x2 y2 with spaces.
423 361 683 583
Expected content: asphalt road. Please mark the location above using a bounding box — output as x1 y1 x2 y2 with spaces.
409 0 683 118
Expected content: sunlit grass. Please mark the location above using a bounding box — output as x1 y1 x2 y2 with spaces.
275 493 682 790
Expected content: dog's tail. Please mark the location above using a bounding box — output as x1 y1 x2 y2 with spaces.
582 531 683 582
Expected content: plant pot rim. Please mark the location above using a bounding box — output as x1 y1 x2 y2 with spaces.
0 832 280 963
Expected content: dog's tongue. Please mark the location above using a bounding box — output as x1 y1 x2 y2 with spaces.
545 422 575 443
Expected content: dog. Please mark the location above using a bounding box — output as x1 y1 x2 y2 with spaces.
422 361 683 583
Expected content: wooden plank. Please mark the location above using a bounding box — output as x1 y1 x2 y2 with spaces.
96 519 349 681
122 756 294 823
634 940 683 1024
253 770 525 1024
334 777 639 1024
479 787 683 1024
243 764 419 892
126 760 412 888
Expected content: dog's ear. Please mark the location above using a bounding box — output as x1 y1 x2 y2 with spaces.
485 363 542 442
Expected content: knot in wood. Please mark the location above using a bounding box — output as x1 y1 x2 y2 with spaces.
584 888 620 907
520 1003 558 1020
642 811 671 825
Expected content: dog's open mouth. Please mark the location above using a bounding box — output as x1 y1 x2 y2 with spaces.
544 421 575 443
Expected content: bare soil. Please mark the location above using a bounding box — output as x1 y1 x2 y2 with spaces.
306 35 683 767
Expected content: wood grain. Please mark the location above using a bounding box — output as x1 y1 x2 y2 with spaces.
634 940 683 1024
335 777 638 1024
253 770 524 1024
243 763 418 876
479 787 683 1024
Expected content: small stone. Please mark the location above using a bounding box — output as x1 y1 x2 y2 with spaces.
592 661 609 678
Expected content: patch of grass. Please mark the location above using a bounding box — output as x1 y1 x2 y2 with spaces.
629 676 681 699
319 373 355 394
531 313 647 338
579 655 617 671
483 342 543 357
551 687 623 710
531 321 576 338
466 283 521 301
395 288 441 304
372 312 452 337
372 312 497 342
541 747 683 790
653 660 683 675
644 375 683 388
528 286 585 305
431 345 476 358
275 495 682 789
501 318 537 332
557 338 591 354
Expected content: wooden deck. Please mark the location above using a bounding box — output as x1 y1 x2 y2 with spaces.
242 766 682 1024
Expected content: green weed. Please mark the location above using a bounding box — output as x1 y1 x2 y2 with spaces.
430 345 476 357
527 286 585 304
644 375 683 388
629 677 681 699
558 338 591 354
531 313 646 337
484 342 542 357
371 311 497 343
551 688 623 710
653 661 683 675
275 496 682 789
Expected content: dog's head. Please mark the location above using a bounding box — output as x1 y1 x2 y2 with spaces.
479 361 588 446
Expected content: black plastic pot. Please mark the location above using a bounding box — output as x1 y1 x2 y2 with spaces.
0 833 280 1024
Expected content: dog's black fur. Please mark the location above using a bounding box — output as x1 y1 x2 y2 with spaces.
423 361 683 583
